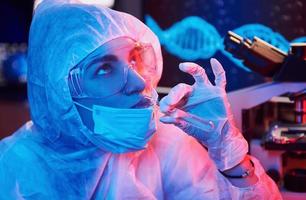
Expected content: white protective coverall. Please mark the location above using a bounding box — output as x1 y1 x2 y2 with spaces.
0 1 281 199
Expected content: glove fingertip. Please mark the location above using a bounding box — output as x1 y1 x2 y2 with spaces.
159 116 175 124
179 62 196 72
210 58 224 73
159 97 173 113
178 63 188 72
159 104 169 113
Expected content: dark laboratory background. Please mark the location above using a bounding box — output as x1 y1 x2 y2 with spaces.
0 1 306 197
145 0 306 90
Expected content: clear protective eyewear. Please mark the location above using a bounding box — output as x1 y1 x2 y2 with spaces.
68 36 157 99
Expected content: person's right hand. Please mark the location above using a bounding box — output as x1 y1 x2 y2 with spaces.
159 58 248 171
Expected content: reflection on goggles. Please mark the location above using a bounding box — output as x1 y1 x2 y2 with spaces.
68 36 157 98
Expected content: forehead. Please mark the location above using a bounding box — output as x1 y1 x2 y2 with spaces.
85 37 137 61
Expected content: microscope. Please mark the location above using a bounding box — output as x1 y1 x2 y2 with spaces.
224 31 306 194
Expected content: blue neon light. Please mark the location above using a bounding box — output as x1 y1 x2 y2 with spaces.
145 15 305 72
291 36 306 43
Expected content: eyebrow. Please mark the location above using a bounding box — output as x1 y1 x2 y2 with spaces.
93 54 118 63
85 54 118 69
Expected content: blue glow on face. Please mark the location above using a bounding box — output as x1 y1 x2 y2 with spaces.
145 15 306 72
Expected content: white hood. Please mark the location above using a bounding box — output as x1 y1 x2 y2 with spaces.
27 0 163 145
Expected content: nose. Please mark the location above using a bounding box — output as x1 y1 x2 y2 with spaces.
122 68 146 95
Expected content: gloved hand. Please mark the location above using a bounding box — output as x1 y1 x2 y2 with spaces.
159 58 248 171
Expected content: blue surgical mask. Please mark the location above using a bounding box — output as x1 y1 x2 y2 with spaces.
74 102 157 153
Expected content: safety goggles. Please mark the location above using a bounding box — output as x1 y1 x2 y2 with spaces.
68 36 157 98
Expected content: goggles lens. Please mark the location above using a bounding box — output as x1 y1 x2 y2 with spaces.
68 37 157 98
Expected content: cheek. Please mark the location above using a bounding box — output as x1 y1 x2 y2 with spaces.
82 70 127 98
83 82 95 96
82 72 94 91
83 78 105 96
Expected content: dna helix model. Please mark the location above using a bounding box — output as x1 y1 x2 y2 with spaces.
145 15 306 72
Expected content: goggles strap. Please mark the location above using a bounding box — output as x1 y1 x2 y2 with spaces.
68 68 84 97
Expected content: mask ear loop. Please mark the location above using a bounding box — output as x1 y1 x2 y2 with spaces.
73 101 93 112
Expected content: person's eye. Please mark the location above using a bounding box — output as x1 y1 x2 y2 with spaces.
95 63 112 75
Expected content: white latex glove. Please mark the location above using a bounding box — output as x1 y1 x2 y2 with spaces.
159 58 248 171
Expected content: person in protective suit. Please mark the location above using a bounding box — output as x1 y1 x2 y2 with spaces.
0 1 282 199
